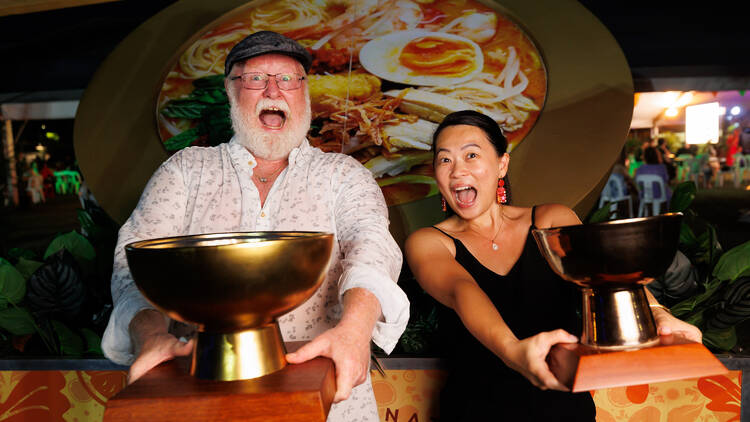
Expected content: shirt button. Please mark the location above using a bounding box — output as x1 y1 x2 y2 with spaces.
261 212 266 217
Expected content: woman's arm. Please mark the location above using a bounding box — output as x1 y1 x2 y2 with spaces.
405 227 576 391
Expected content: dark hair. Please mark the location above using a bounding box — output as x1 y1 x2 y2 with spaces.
432 110 508 157
643 146 661 165
431 110 511 207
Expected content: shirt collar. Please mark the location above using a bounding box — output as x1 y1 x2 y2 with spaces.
228 136 312 169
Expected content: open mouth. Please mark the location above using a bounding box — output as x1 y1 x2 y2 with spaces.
259 107 286 129
453 185 477 208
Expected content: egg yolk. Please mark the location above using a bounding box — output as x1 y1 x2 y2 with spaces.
398 36 476 77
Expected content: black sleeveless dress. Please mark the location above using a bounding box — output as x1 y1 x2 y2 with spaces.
433 207 596 421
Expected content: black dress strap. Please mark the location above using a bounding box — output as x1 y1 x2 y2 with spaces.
530 205 538 229
431 226 456 240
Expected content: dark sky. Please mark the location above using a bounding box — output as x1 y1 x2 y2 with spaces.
0 1 749 97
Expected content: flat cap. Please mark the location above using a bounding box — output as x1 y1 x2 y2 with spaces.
224 31 312 76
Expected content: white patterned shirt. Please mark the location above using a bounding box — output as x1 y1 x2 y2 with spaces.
102 137 409 370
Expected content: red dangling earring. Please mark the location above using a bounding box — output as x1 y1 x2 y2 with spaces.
441 196 447 212
497 179 507 204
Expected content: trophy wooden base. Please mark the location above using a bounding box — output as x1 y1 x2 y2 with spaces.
547 335 728 392
104 344 335 422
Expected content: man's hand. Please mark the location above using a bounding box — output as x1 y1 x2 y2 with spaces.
285 288 381 403
127 309 194 385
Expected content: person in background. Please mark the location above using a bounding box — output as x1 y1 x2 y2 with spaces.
635 146 672 201
101 31 409 421
405 110 701 421
705 144 721 186
657 138 676 181
740 122 750 155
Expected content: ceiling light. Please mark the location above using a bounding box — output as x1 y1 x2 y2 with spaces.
665 107 678 117
731 106 741 116
659 91 681 107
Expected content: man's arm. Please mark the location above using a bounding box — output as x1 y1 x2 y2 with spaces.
287 287 380 401
101 151 194 382
126 309 194 384
286 155 409 401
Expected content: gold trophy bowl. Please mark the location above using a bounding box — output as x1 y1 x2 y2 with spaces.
533 213 682 350
125 232 334 381
532 213 727 391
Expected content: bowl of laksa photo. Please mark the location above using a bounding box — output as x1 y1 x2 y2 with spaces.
156 0 547 207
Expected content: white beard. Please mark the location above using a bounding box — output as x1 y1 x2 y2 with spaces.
229 90 312 160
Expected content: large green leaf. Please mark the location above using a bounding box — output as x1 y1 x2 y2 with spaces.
671 277 723 318
713 240 750 282
44 231 96 265
679 223 699 250
15 257 43 281
669 181 697 213
51 320 84 357
0 306 36 335
0 262 26 307
588 203 613 224
80 328 103 356
702 326 737 352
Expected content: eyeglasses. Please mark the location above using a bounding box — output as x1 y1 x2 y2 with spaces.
229 72 306 91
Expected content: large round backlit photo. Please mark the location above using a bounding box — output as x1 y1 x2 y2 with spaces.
156 0 547 207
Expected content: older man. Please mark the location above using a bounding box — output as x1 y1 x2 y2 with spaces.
102 31 409 421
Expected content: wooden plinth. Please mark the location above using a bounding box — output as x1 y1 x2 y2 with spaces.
548 335 728 392
104 353 335 422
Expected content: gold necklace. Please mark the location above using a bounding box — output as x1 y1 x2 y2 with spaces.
468 206 505 251
253 165 285 183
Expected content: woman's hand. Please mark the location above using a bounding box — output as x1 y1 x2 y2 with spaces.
652 306 703 343
500 329 578 392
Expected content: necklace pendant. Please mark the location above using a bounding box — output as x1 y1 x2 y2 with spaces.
259 177 267 182
491 242 499 251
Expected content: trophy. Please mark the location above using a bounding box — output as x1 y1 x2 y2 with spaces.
533 214 727 391
104 232 336 422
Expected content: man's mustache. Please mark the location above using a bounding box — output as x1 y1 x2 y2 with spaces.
255 98 290 115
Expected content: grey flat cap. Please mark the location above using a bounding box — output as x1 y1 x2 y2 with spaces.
224 31 312 76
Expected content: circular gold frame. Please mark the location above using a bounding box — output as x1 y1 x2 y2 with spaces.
74 0 632 228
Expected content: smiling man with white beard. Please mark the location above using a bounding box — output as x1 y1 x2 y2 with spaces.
102 31 409 421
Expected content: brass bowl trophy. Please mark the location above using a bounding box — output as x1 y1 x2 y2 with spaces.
533 214 727 392
104 232 337 422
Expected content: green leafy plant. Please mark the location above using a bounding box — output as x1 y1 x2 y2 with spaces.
0 204 118 358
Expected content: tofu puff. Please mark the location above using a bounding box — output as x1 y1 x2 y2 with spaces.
308 73 381 113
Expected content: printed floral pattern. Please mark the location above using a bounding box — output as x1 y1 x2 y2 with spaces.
0 369 740 421
0 372 69 422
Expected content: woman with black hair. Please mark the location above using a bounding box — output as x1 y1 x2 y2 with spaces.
405 110 701 421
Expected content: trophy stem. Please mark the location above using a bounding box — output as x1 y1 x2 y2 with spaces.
581 286 659 350
191 322 287 381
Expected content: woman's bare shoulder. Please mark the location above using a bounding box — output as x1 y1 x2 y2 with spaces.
406 223 456 256
534 203 582 229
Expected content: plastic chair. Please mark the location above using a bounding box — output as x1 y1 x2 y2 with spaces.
53 170 83 195
598 173 633 219
636 174 668 217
